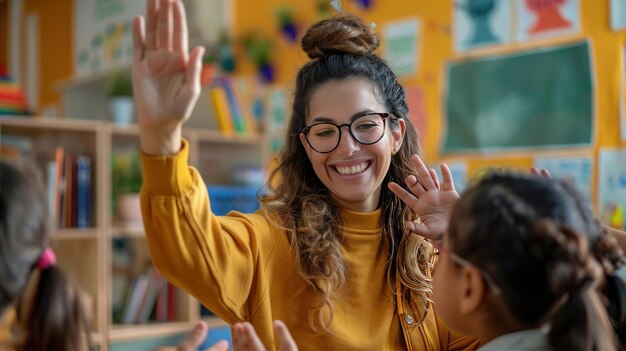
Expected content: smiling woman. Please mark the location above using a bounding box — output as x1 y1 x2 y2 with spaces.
133 0 478 349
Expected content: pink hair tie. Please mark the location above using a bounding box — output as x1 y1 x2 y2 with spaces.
37 248 57 270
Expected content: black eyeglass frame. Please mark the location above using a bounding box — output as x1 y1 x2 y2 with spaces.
298 112 395 154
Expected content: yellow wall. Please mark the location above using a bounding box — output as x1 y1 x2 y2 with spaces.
233 0 626 205
22 0 73 112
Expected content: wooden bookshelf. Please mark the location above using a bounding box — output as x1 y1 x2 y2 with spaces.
0 115 266 349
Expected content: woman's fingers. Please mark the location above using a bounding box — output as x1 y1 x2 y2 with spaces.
410 155 436 190
132 16 146 63
439 163 456 192
428 168 440 190
406 174 426 197
405 221 441 241
145 0 158 50
157 0 173 50
274 321 298 351
388 182 418 209
172 0 189 59
186 46 205 91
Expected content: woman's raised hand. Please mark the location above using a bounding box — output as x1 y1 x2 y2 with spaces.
132 0 205 155
388 155 460 242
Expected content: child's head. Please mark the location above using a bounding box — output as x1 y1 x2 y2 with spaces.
433 172 615 351
0 160 91 351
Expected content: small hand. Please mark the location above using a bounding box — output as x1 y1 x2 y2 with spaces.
175 321 229 351
132 0 205 154
530 167 552 179
233 320 297 351
388 155 460 242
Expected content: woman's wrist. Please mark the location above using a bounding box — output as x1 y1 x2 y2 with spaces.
139 125 183 156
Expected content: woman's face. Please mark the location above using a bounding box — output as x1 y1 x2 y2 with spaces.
300 78 404 212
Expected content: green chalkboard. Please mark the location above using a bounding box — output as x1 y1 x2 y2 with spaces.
443 41 593 153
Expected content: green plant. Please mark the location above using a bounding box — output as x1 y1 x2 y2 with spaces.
105 70 133 97
111 150 142 197
241 34 273 67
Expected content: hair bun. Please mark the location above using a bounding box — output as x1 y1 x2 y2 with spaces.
301 14 380 59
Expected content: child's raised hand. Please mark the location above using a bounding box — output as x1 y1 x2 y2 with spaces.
132 0 205 155
233 321 298 351
388 154 460 242
530 167 552 179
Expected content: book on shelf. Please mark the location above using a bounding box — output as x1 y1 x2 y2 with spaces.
47 147 92 229
207 77 259 136
76 156 92 228
209 86 235 135
119 266 178 324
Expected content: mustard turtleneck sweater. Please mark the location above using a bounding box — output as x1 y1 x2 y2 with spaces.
140 140 478 351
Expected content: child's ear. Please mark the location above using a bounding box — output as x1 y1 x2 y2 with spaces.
458 266 486 314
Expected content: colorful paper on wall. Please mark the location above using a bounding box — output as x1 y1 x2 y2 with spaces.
453 0 512 52
268 87 288 154
433 161 468 194
611 0 626 31
443 41 593 153
383 19 420 77
598 149 626 225
74 0 147 77
405 85 427 138
533 156 592 200
516 0 580 42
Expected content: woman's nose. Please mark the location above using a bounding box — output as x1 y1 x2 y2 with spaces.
334 125 360 155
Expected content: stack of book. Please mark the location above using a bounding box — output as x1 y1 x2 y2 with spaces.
0 72 30 115
208 77 258 135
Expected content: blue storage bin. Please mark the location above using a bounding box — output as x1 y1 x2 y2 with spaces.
207 185 261 215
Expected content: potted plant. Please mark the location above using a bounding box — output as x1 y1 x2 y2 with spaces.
111 150 143 229
201 49 219 87
277 7 298 43
105 70 134 125
242 34 275 83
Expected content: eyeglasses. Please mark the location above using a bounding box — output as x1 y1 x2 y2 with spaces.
431 240 502 296
299 112 394 154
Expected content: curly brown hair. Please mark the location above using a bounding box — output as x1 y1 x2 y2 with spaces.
259 14 431 331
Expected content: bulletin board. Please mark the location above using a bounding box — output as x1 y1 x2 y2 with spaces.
233 0 626 214
443 41 593 153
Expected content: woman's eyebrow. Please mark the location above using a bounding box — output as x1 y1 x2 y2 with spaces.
309 110 376 124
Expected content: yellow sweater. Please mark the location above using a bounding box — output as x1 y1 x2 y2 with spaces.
140 140 478 351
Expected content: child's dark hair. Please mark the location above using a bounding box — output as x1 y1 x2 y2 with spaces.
448 172 616 351
0 160 92 350
558 180 626 347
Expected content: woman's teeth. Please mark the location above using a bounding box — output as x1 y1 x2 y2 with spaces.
336 162 368 175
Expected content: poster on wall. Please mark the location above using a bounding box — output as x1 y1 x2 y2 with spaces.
533 155 593 200
404 85 427 139
432 161 468 194
516 0 580 42
611 0 626 31
74 0 147 77
383 18 420 78
442 41 593 153
598 149 626 228
453 0 512 52
268 87 288 154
